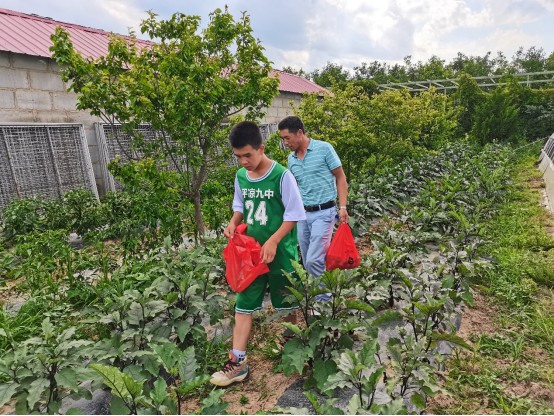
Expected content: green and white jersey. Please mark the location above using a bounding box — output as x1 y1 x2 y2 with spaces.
233 161 305 274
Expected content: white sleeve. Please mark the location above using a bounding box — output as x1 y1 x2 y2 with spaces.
232 176 244 213
281 170 307 221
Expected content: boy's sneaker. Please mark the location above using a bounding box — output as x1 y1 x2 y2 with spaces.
210 352 249 386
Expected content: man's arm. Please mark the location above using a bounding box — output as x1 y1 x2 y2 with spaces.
332 166 349 224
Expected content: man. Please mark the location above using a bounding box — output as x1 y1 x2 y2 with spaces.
210 121 305 386
278 116 349 295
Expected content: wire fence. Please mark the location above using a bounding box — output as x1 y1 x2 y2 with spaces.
97 122 279 192
0 124 97 212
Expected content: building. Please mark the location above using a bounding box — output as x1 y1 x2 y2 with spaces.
0 7 327 205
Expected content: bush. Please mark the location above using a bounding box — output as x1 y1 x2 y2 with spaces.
0 196 71 243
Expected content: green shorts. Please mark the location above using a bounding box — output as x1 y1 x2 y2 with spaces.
235 272 299 314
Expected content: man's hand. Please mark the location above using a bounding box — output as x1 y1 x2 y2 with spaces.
224 223 237 239
339 208 349 224
260 238 278 264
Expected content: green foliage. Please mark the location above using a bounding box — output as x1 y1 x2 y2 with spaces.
520 88 554 140
310 62 350 88
451 73 486 135
0 299 51 352
295 86 459 181
295 82 376 181
200 164 235 237
0 318 94 414
106 157 188 246
61 188 104 236
0 197 68 244
0 189 105 244
264 132 289 167
471 86 523 145
480 149 554 306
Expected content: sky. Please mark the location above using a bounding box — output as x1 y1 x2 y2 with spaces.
2 0 554 73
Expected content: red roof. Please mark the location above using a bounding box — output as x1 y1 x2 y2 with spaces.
0 8 153 60
271 70 328 94
0 7 328 95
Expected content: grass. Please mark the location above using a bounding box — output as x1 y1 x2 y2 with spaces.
429 147 554 414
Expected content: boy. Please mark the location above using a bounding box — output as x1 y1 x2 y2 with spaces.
210 121 306 386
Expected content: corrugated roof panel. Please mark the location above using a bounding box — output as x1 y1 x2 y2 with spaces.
272 70 329 95
0 7 328 95
0 7 152 60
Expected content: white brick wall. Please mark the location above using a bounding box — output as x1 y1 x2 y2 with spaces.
0 54 10 68
53 92 79 111
0 90 15 108
0 108 35 122
15 90 52 110
30 71 66 92
0 68 30 88
0 51 105 194
11 54 49 71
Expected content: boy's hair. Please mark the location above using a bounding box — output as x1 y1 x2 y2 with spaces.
278 116 305 134
229 121 262 149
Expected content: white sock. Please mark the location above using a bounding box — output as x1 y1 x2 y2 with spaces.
231 349 246 362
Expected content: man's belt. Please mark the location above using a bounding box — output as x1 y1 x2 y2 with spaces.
304 200 336 212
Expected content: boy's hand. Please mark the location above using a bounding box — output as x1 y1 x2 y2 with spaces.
260 238 277 264
224 223 237 238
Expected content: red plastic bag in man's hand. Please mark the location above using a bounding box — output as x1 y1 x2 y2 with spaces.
223 223 270 293
325 223 361 270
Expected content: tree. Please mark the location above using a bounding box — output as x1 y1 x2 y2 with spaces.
295 84 458 179
451 73 486 134
353 61 389 83
410 55 451 80
448 52 495 77
546 52 554 71
294 83 376 181
50 8 279 237
281 66 309 78
310 62 351 87
471 87 522 145
512 46 547 73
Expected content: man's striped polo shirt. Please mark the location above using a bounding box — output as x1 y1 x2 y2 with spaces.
287 138 342 206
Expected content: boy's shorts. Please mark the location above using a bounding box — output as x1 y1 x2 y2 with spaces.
235 271 299 314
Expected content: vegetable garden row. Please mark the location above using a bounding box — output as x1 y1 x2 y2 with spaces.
0 139 520 414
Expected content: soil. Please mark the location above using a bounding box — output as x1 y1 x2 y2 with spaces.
357 233 374 256
180 314 303 414
180 350 302 414
456 290 500 341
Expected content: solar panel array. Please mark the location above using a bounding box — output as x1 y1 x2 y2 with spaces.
0 124 97 212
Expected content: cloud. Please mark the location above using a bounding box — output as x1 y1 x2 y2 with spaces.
1 0 553 72
97 0 145 33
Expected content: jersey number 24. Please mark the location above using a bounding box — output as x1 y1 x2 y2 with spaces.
245 200 268 226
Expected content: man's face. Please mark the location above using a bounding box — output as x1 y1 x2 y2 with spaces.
279 129 303 151
233 144 264 171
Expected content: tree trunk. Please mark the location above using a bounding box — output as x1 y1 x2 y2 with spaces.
193 190 205 240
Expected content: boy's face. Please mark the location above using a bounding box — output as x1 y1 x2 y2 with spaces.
233 144 265 171
279 128 302 151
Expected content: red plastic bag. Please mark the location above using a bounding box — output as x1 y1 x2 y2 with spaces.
325 223 361 270
223 223 269 293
